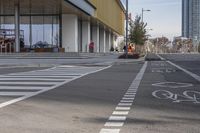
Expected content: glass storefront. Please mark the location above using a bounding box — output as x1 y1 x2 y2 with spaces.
21 15 59 48
0 0 60 52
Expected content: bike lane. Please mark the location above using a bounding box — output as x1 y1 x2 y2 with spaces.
121 61 200 133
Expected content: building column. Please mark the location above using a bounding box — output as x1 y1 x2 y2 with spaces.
92 24 100 52
15 0 20 53
111 33 114 49
108 31 111 51
105 30 112 52
82 21 91 52
0 0 3 29
99 27 106 53
62 14 78 52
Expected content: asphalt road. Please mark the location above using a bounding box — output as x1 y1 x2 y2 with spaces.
0 54 199 133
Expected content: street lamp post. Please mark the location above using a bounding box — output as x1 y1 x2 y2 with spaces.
142 8 151 22
125 0 128 58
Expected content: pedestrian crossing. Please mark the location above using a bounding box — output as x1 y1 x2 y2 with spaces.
0 65 110 108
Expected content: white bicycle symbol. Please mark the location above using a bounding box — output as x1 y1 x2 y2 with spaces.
152 90 200 103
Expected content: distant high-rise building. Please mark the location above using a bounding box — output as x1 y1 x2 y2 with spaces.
182 0 200 41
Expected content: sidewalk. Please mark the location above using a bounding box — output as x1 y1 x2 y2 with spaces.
0 52 145 68
0 52 119 59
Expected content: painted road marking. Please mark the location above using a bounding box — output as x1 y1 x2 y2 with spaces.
0 86 49 90
0 75 75 78
100 128 120 133
99 62 147 133
109 116 126 121
0 92 32 96
156 54 165 60
125 92 136 95
167 60 200 82
0 82 59 85
112 111 129 115
0 78 66 81
124 95 135 97
118 103 132 106
152 82 193 89
115 107 131 111
152 89 200 103
105 122 124 127
0 65 111 109
126 90 137 92
122 97 135 100
120 100 134 103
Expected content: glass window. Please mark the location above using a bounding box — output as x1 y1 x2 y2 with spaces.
31 15 59 48
20 16 30 46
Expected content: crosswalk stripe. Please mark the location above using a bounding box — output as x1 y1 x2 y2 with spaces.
7 74 81 76
0 92 33 96
0 78 66 81
0 82 59 85
0 76 75 78
0 86 49 90
0 65 111 109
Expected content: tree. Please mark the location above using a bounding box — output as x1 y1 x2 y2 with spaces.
129 16 148 54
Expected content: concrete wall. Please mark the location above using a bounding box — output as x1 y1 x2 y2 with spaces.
62 14 78 52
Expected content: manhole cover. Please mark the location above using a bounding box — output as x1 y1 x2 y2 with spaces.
152 82 193 88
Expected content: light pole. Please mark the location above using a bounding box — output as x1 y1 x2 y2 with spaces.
125 0 128 58
142 8 151 22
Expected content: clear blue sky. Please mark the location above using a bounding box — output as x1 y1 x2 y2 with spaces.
121 0 181 40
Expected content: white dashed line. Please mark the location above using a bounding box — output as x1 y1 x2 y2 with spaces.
126 91 136 93
125 92 136 95
120 100 134 103
109 116 126 121
100 62 147 133
124 95 135 97
112 111 129 115
115 107 131 110
122 98 135 100
118 103 132 106
105 122 124 127
100 128 120 133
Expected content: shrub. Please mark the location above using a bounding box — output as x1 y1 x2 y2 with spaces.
118 53 140 59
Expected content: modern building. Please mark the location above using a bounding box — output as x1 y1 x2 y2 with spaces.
0 0 125 53
182 0 200 42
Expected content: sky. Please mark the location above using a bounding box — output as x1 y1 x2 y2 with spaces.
121 0 182 40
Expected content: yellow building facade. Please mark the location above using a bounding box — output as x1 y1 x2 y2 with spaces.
89 0 125 35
